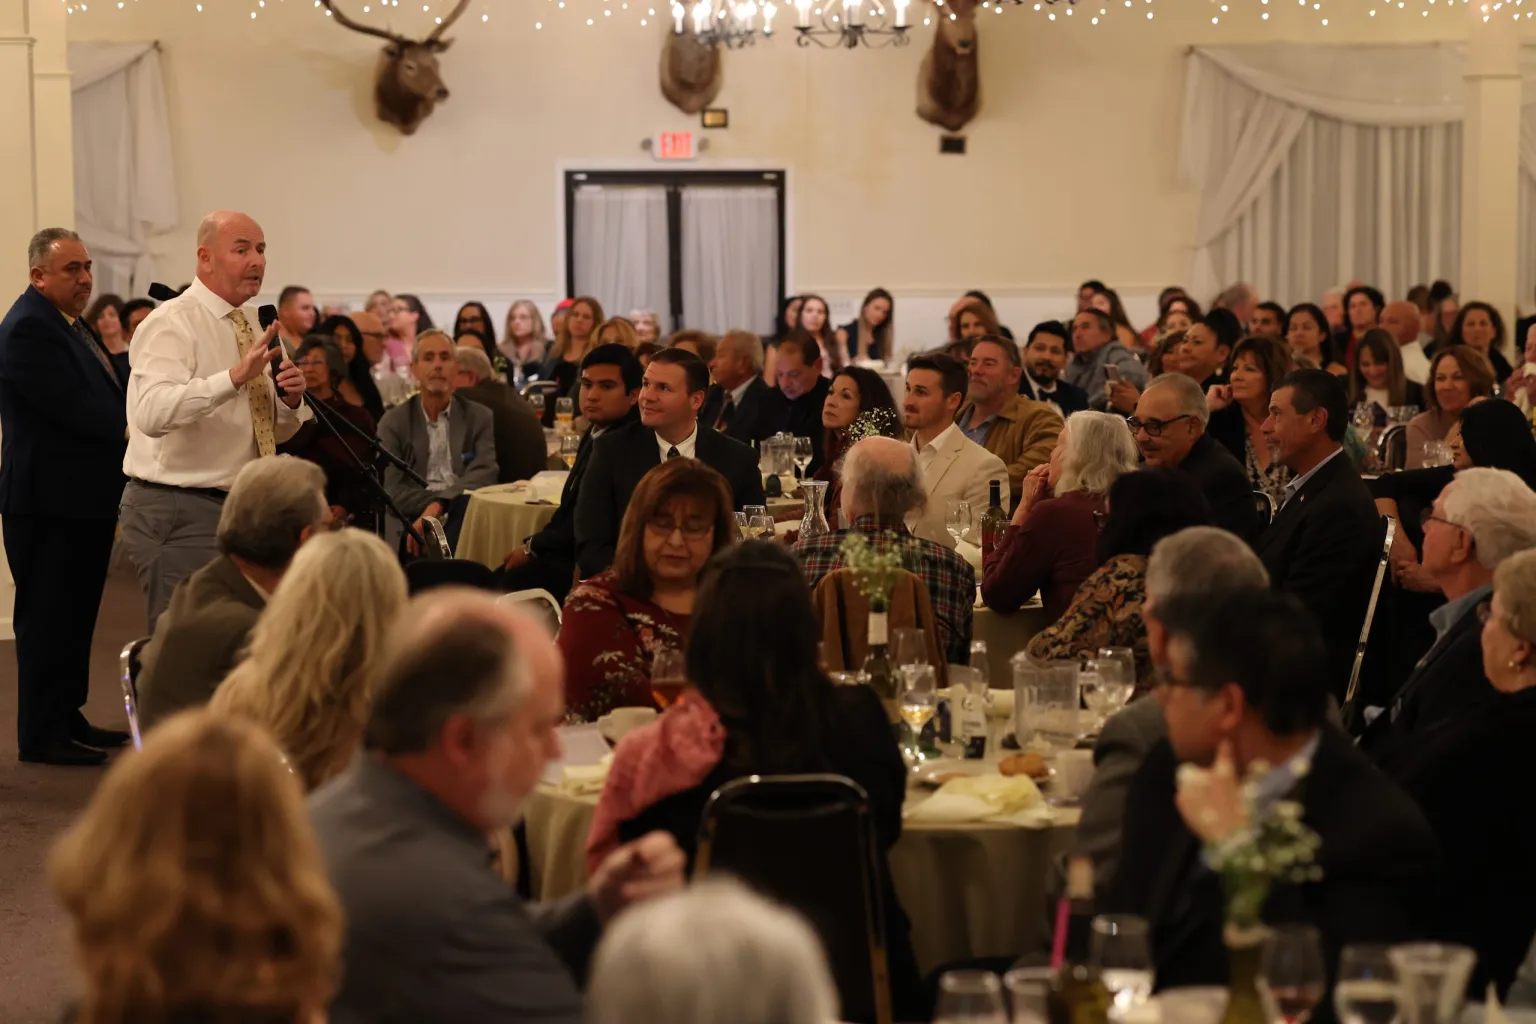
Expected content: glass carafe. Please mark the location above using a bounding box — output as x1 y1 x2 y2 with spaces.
799 480 831 540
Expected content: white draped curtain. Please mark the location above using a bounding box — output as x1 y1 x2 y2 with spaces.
680 186 780 335
571 186 671 323
68 42 178 298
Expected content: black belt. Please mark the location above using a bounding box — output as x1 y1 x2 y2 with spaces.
127 477 230 503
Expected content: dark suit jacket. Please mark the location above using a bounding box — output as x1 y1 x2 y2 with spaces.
1206 403 1248 467
0 286 127 519
1256 450 1383 699
528 407 639 564
376 394 498 546
459 379 548 484
760 376 833 471
700 376 775 445
1106 728 1439 998
1178 433 1261 545
311 756 597 1024
574 421 765 578
136 556 264 729
1018 373 1090 416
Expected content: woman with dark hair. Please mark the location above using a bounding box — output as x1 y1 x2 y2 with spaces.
1023 467 1212 686
316 313 385 422
836 287 895 363
84 294 127 356
762 294 804 385
797 294 841 375
453 301 496 349
1090 286 1141 351
1285 303 1347 377
1141 290 1201 346
586 540 924 1020
454 326 510 381
557 458 734 722
279 337 379 527
1336 284 1386 369
1350 327 1424 412
948 298 1000 360
384 293 432 372
1406 346 1497 468
814 365 900 512
1446 301 1514 383
1207 334 1297 507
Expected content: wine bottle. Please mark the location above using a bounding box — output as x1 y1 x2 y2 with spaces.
980 478 1008 561
962 640 992 759
1049 857 1111 1024
861 610 899 725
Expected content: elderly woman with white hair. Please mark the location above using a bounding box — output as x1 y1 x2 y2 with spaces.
981 410 1139 617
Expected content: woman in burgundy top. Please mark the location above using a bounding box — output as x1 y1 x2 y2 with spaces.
982 410 1139 618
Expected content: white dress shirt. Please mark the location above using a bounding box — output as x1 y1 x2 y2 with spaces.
913 421 960 474
125 277 310 489
422 401 456 492
656 423 699 461
1399 342 1432 386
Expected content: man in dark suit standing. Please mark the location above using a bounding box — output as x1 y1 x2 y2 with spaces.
575 348 764 578
0 228 131 764
1257 369 1383 700
1132 373 1260 545
1107 588 1438 996
700 330 774 445
497 344 639 602
761 333 833 468
1019 321 1089 417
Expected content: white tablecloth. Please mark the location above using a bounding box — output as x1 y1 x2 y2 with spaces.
455 481 563 567
972 598 1051 684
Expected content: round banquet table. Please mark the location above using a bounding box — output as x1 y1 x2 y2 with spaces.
455 484 561 567
522 782 1077 973
971 598 1052 685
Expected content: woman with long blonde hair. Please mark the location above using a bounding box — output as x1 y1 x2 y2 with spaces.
50 710 342 1024
541 295 604 424
211 529 407 790
500 298 550 374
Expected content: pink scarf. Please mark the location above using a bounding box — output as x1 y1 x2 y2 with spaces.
584 693 726 875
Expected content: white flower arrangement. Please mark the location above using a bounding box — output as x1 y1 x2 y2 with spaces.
846 406 902 444
839 530 913 613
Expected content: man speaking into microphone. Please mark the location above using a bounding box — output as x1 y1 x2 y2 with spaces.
121 210 310 631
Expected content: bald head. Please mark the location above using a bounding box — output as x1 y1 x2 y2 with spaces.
841 436 927 523
1381 300 1422 348
195 210 267 307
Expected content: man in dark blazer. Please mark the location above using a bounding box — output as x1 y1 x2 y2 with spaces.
497 344 639 602
700 329 775 445
453 344 547 484
759 332 833 468
1019 321 1090 416
575 348 764 578
1132 374 1260 545
0 229 130 764
1256 370 1383 700
1106 588 1439 998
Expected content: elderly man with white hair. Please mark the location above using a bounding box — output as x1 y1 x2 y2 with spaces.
1362 467 1536 764
453 343 547 484
793 435 976 664
311 589 686 1024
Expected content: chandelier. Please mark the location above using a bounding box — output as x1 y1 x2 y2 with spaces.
670 0 780 48
669 0 913 49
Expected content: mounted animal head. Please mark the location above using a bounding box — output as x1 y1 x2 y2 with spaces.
320 0 471 135
916 0 981 133
660 31 723 115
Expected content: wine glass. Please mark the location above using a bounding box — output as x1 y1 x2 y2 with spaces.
1090 915 1154 1015
559 434 580 469
747 514 776 540
898 664 937 767
1258 925 1326 1024
650 648 687 710
1334 945 1399 1024
1003 968 1051 1024
946 500 973 547
793 436 814 478
934 971 1006 1024
892 628 928 670
733 511 749 538
529 392 545 418
742 504 767 521
555 396 574 434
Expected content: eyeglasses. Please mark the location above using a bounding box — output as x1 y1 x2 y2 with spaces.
646 517 714 539
296 358 328 369
1418 510 1463 531
1126 414 1192 437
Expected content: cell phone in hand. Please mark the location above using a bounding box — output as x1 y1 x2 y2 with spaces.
1105 365 1121 383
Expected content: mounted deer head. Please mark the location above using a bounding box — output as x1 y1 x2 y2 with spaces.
917 0 981 133
660 31 723 115
320 0 471 135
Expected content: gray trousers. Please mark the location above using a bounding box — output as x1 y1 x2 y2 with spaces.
118 480 225 633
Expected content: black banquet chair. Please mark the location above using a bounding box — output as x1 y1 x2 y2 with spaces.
694 774 893 1024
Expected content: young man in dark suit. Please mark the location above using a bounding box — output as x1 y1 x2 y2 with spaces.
1018 321 1089 416
575 348 764 578
0 229 131 765
700 329 774 445
1257 369 1383 700
1107 588 1438 997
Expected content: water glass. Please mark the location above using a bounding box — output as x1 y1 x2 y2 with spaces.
742 504 767 521
893 628 928 669
529 392 545 416
555 396 574 433
1259 925 1326 1024
1003 968 1051 1024
1334 945 1399 1024
934 970 1006 1024
946 500 973 547
1387 943 1476 1024
1091 915 1154 1015
1015 661 1082 755
1421 440 1451 468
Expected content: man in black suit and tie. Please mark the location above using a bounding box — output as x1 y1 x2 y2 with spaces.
0 228 133 765
1019 321 1089 417
576 348 764 578
1107 588 1438 997
1256 369 1383 700
761 332 833 469
700 330 774 445
497 344 639 602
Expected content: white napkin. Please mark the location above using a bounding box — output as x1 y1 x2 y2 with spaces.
560 757 612 795
905 773 1045 824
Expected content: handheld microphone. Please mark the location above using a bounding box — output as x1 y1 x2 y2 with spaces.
147 282 179 302
257 303 287 398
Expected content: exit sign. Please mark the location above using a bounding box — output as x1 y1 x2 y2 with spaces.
654 131 697 161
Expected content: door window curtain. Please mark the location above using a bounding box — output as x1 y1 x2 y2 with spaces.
680 186 780 336
571 186 671 323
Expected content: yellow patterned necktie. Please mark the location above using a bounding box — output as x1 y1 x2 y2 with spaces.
228 309 277 457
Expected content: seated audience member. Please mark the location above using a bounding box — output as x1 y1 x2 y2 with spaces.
1212 281 1260 332
668 328 717 366
453 344 547 484
1257 369 1382 698
957 335 1064 504
763 332 834 468
588 541 923 1019
1350 328 1425 414
1073 527 1270 895
1066 307 1149 412
1406 346 1496 469
629 309 661 347
501 299 550 379
1361 468 1536 761
137 456 329 730
1286 303 1348 377
588 879 839 1024
541 296 602 422
561 459 734 721
119 296 156 344
814 365 901 516
1207 334 1296 509
594 317 639 350
1381 300 1434 386
837 287 895 363
1178 310 1239 389
1250 301 1286 338
498 344 640 602
1133 373 1260 544
317 312 387 421
1507 323 1536 414
50 711 342 1024
634 341 661 368
280 337 379 527
454 326 510 384
1088 285 1142 352
1445 301 1514 383
903 353 1010 549
701 329 775 444
982 411 1137 619
1025 467 1211 686
311 591 686 1024
210 529 407 791
1336 284 1386 369
376 329 497 554
1106 588 1439 995
795 437 975 665
575 348 763 578
949 298 1001 357
1019 321 1089 416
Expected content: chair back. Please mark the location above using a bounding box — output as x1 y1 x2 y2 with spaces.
1378 423 1409 472
1343 516 1397 714
812 568 948 686
521 379 561 399
420 515 452 559
1253 490 1276 529
119 637 150 751
695 774 891 1024
496 588 563 635
405 558 499 594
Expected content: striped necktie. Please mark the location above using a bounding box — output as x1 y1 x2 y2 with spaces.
228 309 277 457
71 318 120 389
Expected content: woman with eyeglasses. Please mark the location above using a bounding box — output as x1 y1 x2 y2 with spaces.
558 459 735 722
278 337 379 527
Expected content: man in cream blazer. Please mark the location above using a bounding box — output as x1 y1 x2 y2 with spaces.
902 353 1010 550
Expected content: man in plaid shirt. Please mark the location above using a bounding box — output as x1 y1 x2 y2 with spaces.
794 436 975 664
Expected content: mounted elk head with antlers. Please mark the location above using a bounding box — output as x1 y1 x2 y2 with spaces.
917 0 981 133
320 0 470 135
660 31 723 115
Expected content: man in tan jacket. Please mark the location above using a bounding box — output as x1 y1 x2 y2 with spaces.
956 334 1064 504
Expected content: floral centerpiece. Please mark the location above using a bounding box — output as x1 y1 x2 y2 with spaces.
838 530 914 711
846 406 903 445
